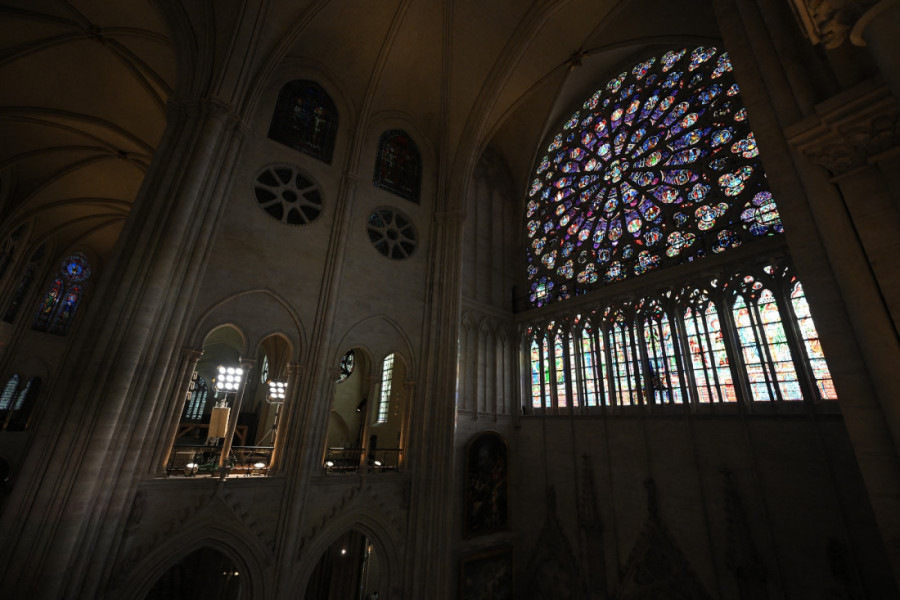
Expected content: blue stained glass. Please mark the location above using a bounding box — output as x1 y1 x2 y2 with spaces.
712 52 732 78
526 46 783 305
661 49 686 71
689 47 716 70
632 58 656 79
711 128 734 146
607 73 627 93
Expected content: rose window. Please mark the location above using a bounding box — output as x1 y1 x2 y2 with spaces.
526 47 784 307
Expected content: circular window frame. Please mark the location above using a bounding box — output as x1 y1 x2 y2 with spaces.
253 163 324 226
366 206 417 260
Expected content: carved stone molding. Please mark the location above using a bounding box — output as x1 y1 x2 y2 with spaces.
789 0 878 48
787 83 900 176
296 483 405 560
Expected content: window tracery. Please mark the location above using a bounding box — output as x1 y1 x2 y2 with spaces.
525 263 835 410
525 47 783 307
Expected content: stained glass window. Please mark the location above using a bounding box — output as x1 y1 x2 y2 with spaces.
268 80 338 163
525 47 783 307
33 278 63 332
337 349 355 383
530 338 543 408
580 322 606 406
374 130 422 203
553 333 568 408
609 309 643 406
790 281 837 399
523 265 836 412
377 353 395 423
542 335 552 404
31 252 91 335
682 293 735 403
183 376 208 421
641 302 684 404
0 374 19 411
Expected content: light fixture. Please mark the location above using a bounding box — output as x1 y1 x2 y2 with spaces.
253 461 267 469
373 460 382 467
267 380 288 402
186 462 198 469
325 460 334 468
215 365 245 393
340 548 348 556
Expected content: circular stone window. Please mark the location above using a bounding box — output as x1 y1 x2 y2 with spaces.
366 207 417 259
253 164 323 225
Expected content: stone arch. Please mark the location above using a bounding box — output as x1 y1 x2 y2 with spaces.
334 314 416 375
191 289 305 362
294 507 402 599
119 519 272 600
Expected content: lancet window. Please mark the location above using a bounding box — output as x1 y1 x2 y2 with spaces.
377 353 395 423
525 264 835 410
32 252 90 335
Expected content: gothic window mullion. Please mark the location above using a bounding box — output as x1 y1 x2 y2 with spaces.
717 294 753 406
774 281 819 403
664 305 689 406
592 322 609 407
677 306 704 405
698 305 725 403
642 316 663 405
626 315 645 406
748 298 781 402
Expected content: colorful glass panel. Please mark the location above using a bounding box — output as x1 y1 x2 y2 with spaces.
32 278 63 332
683 301 735 402
642 308 684 404
373 130 422 202
567 333 580 407
758 289 802 400
580 324 606 406
790 282 837 399
525 47 783 307
268 80 338 163
609 314 643 405
554 333 568 408
531 339 543 408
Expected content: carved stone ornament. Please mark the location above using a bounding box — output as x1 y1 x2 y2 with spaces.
616 479 713 600
789 0 877 48
787 83 900 176
524 486 586 600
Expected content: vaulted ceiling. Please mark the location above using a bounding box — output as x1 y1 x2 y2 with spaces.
0 0 720 265
0 0 175 262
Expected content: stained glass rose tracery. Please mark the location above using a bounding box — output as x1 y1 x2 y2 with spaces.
526 47 783 307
